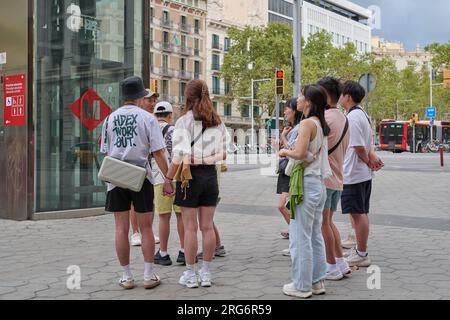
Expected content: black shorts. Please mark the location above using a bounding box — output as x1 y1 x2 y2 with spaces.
277 173 290 194
105 179 154 214
174 165 219 208
341 180 372 214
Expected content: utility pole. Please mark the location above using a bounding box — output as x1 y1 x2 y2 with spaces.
293 0 303 97
429 63 434 142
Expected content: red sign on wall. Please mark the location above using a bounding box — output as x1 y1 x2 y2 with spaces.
4 74 26 127
69 88 112 131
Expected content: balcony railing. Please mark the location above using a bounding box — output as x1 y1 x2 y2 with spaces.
180 23 191 33
212 43 223 51
194 73 201 80
194 27 201 35
211 64 221 71
160 41 172 52
179 46 193 56
160 19 173 29
194 49 201 57
179 70 193 80
159 67 174 77
222 116 252 125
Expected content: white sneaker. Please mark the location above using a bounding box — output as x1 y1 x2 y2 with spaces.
282 283 312 299
144 273 161 290
155 236 160 244
282 249 291 257
325 269 344 281
346 249 371 268
337 260 352 278
341 234 356 249
130 233 142 247
179 271 199 289
119 277 135 290
198 269 212 287
312 280 326 295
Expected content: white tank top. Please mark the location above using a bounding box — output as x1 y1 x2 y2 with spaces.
305 119 332 179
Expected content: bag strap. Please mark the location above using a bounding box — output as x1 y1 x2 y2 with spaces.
162 124 173 138
328 117 349 156
349 106 371 125
191 126 207 147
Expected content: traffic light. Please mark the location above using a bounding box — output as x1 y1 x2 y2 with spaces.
411 113 419 124
444 69 450 89
150 79 159 94
275 70 285 96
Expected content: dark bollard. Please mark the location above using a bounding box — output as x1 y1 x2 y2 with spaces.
440 144 444 167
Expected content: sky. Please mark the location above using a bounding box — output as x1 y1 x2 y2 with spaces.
351 0 450 50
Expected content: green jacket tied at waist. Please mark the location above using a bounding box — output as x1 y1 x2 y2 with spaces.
289 163 305 220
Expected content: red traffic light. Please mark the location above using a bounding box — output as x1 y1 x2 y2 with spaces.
276 70 284 78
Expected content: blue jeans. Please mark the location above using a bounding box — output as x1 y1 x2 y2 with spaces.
289 175 327 292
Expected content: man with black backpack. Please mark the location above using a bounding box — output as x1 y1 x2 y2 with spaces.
151 101 186 266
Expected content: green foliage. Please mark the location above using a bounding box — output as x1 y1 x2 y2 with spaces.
221 23 450 124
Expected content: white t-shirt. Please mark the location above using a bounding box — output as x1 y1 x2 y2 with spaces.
343 107 374 185
172 111 227 163
151 121 174 185
101 105 166 190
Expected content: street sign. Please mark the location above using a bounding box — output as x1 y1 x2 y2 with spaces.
426 107 436 119
359 73 377 93
4 74 26 127
430 118 435 126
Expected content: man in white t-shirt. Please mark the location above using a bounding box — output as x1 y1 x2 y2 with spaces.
339 80 384 268
101 76 174 290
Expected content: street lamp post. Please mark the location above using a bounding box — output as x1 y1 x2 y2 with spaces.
293 0 303 97
250 78 272 149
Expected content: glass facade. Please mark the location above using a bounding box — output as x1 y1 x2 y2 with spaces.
35 0 145 212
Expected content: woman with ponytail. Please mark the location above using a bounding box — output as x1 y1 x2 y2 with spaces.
279 85 332 298
165 80 227 289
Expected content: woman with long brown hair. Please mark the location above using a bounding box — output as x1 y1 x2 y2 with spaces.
165 80 227 288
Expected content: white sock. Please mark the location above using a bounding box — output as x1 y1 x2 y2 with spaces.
336 257 346 265
327 263 338 273
357 249 368 257
186 264 196 275
160 251 168 257
144 262 154 279
122 265 132 280
202 261 211 273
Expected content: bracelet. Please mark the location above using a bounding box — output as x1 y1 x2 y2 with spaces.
164 176 173 182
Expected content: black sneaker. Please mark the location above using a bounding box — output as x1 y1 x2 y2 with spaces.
154 250 173 266
176 251 186 265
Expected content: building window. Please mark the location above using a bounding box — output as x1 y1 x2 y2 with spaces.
212 54 220 70
224 81 231 94
180 82 187 102
224 104 232 116
162 80 169 95
212 34 220 50
180 58 186 72
241 105 250 118
212 76 221 95
194 60 201 78
224 37 231 51
213 101 218 111
194 19 200 34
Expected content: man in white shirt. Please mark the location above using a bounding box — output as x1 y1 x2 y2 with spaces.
101 76 174 290
339 81 383 268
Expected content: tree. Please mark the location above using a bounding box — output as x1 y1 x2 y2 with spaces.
425 42 450 68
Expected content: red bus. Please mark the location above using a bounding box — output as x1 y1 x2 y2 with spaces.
378 119 449 153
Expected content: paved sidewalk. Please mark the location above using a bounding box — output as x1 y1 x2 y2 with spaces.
0 153 449 300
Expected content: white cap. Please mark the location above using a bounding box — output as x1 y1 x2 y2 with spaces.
154 101 173 114
144 89 159 98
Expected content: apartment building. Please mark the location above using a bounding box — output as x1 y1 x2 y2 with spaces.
372 36 433 71
150 0 207 115
269 0 372 53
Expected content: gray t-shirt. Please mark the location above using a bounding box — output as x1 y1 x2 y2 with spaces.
101 105 166 190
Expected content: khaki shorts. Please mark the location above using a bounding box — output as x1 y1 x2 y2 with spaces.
154 183 181 215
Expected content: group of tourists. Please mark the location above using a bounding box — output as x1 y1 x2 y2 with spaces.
101 76 227 290
276 77 384 298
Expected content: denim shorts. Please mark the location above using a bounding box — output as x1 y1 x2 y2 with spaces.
324 189 342 212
